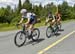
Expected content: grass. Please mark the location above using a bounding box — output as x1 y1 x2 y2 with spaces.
0 19 75 32
35 20 45 27
0 23 18 32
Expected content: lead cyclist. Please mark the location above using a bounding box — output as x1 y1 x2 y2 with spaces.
18 9 36 36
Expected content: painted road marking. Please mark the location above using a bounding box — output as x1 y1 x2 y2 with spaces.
38 31 75 54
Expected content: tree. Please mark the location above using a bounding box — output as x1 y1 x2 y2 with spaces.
59 1 70 20
22 0 32 11
45 2 57 14
0 6 13 24
38 4 43 17
33 5 39 16
73 4 75 13
72 4 75 19
17 0 22 13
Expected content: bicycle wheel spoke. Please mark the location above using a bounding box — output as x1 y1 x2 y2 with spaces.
32 28 40 41
16 33 25 45
46 26 52 38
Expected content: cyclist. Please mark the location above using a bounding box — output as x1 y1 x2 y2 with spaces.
18 9 36 36
45 11 55 27
55 12 61 25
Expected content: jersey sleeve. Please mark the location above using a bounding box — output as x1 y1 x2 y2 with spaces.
27 13 32 19
22 15 26 19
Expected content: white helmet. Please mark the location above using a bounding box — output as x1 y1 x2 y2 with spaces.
20 9 27 14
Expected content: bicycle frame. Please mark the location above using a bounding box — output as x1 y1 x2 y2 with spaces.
50 22 59 33
22 24 26 32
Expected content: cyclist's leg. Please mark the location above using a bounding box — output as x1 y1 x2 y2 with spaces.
57 16 61 25
25 23 30 31
45 18 49 25
51 19 55 26
30 19 35 32
29 24 34 31
57 18 61 25
49 20 55 32
29 19 35 35
28 24 34 36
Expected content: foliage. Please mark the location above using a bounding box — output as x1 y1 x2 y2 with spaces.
0 1 75 24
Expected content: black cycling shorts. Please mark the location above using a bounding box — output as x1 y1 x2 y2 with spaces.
29 18 35 24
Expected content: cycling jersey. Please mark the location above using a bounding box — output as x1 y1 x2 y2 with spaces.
48 13 55 20
48 13 53 18
22 12 36 24
47 14 55 20
55 13 61 19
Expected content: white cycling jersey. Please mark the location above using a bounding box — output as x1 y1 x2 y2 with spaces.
22 12 36 19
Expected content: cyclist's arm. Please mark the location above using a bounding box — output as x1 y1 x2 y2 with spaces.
58 14 61 20
45 17 49 25
18 18 24 24
25 18 30 24
59 16 61 19
46 17 48 22
53 15 55 20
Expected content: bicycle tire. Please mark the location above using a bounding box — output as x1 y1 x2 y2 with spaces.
58 23 61 30
31 28 40 41
46 26 53 38
14 31 26 47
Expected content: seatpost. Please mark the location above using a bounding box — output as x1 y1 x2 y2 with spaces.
22 24 25 31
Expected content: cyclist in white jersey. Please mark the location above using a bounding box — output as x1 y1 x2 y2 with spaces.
18 9 36 35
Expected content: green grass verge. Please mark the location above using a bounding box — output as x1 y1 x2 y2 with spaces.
0 19 75 32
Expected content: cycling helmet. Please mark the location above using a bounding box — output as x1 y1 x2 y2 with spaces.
20 9 27 14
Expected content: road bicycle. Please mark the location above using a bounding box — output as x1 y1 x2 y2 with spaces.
46 22 60 38
14 24 40 47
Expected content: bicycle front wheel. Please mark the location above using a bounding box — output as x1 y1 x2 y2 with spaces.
46 26 53 38
14 31 26 47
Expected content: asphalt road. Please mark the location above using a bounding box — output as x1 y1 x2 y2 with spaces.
0 21 75 54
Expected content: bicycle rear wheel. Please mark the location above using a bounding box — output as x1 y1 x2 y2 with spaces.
58 23 61 30
31 28 40 41
14 31 26 47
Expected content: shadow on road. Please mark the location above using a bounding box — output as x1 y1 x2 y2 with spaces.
24 38 45 46
59 29 64 32
55 32 61 37
46 32 61 39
